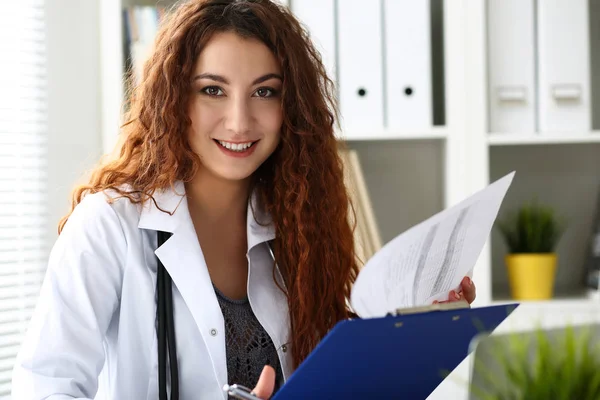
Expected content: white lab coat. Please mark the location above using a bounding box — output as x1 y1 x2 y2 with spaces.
12 181 294 399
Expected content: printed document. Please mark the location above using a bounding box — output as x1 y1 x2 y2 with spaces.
350 172 515 319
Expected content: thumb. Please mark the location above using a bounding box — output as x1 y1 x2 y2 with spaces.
252 365 276 399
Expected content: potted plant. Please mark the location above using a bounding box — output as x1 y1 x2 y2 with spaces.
469 324 600 399
496 199 566 300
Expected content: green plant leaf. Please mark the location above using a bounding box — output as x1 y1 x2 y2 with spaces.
476 324 600 399
496 198 566 253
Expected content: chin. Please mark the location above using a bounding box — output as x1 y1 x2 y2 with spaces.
211 167 259 183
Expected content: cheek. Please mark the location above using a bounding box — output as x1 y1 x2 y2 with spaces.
187 102 220 142
257 103 283 138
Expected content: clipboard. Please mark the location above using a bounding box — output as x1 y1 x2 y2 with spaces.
272 303 519 400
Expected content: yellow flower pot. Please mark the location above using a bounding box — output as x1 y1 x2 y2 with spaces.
505 253 557 300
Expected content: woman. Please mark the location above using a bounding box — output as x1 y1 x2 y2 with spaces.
12 0 476 399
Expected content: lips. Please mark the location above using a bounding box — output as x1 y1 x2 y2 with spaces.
214 139 257 152
213 138 259 158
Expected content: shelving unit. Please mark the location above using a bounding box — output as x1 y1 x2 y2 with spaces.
482 0 600 306
336 127 448 142
99 0 600 311
488 131 600 145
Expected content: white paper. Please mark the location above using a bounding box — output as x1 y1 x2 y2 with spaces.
350 172 515 319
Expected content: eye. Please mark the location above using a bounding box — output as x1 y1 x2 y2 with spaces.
201 86 224 97
253 87 277 98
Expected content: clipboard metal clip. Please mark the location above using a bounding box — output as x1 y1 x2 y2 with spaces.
391 300 471 317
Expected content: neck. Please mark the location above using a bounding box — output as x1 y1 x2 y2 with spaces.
185 169 252 225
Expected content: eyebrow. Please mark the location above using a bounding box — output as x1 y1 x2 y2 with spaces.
192 73 282 85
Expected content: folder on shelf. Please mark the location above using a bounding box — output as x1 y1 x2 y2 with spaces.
271 303 519 400
486 0 536 133
339 149 383 265
537 0 591 132
336 0 384 135
290 0 336 88
384 0 432 130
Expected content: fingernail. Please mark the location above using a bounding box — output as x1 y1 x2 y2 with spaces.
453 291 461 300
466 277 472 286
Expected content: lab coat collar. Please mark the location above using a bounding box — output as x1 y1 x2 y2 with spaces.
137 180 276 247
137 181 279 390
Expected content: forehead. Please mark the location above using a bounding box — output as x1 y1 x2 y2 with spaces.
192 31 281 78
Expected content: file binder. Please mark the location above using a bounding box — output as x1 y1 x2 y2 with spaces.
486 0 536 133
337 0 385 136
290 0 336 98
384 0 432 131
272 303 519 400
537 0 591 132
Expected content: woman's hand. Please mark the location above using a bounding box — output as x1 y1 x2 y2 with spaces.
434 276 476 305
251 365 276 399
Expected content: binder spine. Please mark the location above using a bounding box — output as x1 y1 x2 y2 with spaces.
537 0 591 132
486 0 536 133
383 0 432 130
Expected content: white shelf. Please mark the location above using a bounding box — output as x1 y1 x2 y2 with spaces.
491 288 598 306
337 127 447 142
488 131 600 145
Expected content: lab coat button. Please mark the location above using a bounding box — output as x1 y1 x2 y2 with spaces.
210 328 217 336
281 344 287 353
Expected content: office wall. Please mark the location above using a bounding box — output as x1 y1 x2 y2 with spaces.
45 0 103 253
591 0 600 129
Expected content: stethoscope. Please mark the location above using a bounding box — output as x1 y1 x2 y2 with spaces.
156 230 178 400
155 230 278 400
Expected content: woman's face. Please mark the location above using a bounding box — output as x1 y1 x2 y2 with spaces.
187 31 283 183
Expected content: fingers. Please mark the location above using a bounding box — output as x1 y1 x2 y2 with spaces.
252 365 276 399
460 276 476 304
432 277 477 305
434 290 462 304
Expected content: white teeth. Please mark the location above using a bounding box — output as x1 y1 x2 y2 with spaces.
217 140 255 152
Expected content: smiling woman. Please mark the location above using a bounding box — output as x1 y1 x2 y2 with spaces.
11 1 360 399
10 1 478 399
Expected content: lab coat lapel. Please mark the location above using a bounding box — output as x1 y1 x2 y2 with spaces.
246 195 293 379
246 191 276 250
138 182 227 389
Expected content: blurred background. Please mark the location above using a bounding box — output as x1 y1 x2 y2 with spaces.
1 0 600 398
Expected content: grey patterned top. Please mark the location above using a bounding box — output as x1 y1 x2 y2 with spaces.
213 284 284 396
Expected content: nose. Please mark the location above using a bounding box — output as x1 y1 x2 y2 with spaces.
224 96 251 136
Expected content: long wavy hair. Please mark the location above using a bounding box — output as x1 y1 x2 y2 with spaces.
59 0 359 369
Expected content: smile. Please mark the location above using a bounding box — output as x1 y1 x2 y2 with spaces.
215 139 257 152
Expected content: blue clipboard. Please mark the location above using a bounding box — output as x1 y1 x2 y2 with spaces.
272 303 519 400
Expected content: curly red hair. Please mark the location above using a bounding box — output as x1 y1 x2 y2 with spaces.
59 0 359 369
